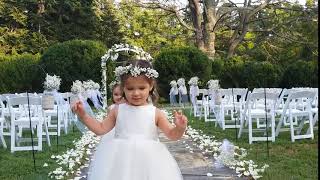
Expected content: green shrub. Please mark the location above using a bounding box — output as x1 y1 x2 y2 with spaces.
281 60 318 88
154 46 212 99
0 54 41 93
218 57 246 88
40 40 115 92
242 61 282 89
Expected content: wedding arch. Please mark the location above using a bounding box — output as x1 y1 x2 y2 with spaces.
100 43 153 107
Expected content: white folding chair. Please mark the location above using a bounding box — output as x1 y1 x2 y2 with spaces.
0 99 7 148
44 92 68 136
238 91 278 144
275 91 316 142
8 95 51 152
214 88 248 130
191 89 208 118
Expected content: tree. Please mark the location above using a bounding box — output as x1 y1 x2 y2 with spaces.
113 1 192 56
138 0 317 59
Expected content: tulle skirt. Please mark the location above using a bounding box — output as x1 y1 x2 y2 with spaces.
88 134 183 180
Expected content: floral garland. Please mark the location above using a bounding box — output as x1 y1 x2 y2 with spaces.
114 64 159 80
101 43 153 63
188 76 199 86
100 44 153 104
43 74 61 91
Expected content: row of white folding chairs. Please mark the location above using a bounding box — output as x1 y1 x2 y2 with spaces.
237 89 317 144
190 88 318 144
190 88 248 127
0 92 73 152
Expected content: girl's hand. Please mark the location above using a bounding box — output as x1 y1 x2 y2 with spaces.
71 100 85 116
173 110 188 129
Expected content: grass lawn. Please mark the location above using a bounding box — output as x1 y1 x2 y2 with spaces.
0 125 82 180
180 107 318 180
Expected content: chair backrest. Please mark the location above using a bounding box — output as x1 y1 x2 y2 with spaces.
0 96 5 118
7 96 43 119
281 91 316 113
242 91 279 116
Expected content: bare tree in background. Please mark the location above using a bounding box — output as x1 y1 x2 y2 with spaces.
137 0 283 58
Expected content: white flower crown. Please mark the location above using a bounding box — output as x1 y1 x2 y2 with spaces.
109 80 120 90
114 64 159 79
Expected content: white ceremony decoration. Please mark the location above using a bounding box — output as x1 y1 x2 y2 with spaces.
188 76 199 86
42 74 62 109
71 80 84 95
43 74 61 91
207 79 220 90
207 79 221 106
170 80 177 87
177 78 186 87
101 43 153 108
70 80 84 105
188 77 200 105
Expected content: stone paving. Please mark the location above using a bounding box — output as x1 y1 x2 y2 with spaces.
76 132 245 180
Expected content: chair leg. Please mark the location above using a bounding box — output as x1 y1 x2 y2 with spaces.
307 111 318 134
0 127 6 148
44 121 51 147
38 123 42 151
249 116 253 144
290 113 295 142
10 124 15 153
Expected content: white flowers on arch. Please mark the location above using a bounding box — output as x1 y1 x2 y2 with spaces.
100 43 153 107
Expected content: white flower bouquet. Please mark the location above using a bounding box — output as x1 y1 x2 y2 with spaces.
93 82 100 90
82 80 96 91
188 76 199 86
170 80 177 87
43 74 61 91
207 79 220 90
177 78 185 86
70 80 83 94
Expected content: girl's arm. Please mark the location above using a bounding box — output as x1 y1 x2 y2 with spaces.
72 101 117 135
156 108 188 141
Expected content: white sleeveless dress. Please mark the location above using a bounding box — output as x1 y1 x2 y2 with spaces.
88 103 183 180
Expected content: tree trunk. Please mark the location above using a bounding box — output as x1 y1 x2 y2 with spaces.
203 1 217 58
189 0 205 51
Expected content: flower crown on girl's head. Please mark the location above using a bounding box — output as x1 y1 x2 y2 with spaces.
109 80 120 90
114 64 159 80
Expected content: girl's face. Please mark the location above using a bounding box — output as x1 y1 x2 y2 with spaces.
123 75 153 106
112 85 123 104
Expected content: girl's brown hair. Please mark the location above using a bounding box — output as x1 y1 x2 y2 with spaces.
120 59 159 105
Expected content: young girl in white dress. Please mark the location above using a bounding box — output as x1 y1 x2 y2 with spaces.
72 59 187 180
88 81 125 176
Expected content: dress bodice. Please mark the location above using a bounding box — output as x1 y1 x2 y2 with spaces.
114 103 159 141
